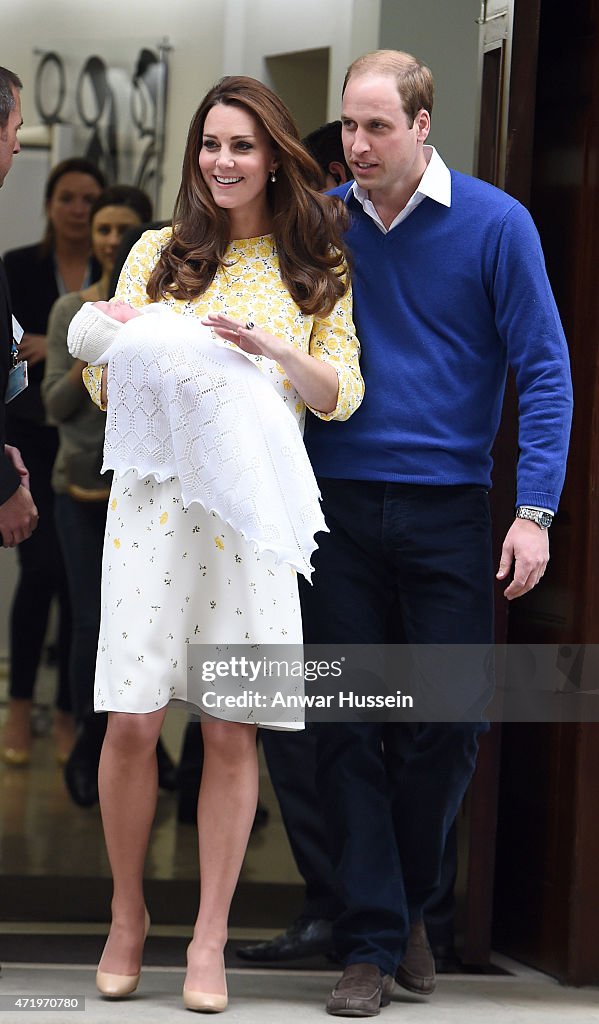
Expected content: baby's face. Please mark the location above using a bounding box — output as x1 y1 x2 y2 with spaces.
94 300 141 323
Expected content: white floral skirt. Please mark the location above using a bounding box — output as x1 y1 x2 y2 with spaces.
94 470 303 728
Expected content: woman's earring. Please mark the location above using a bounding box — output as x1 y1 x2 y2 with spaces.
270 169 277 183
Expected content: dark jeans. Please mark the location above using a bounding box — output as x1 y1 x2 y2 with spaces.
54 493 106 723
298 479 494 974
7 420 71 711
261 723 458 944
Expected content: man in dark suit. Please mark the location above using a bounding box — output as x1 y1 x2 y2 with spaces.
0 66 38 547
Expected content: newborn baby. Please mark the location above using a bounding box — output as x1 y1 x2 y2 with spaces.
67 299 327 577
95 299 141 323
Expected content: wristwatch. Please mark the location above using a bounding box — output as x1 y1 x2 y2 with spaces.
516 506 553 530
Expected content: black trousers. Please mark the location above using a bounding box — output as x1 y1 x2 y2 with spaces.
298 479 494 974
54 493 106 723
7 420 71 711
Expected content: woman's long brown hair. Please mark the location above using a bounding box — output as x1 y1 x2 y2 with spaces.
147 76 349 318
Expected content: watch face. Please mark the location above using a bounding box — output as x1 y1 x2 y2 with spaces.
517 507 553 528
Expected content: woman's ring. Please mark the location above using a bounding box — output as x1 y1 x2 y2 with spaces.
245 321 255 330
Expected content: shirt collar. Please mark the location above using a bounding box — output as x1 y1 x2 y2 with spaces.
348 146 452 212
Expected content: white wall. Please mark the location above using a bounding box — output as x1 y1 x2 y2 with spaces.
0 0 226 222
379 0 480 174
223 0 381 121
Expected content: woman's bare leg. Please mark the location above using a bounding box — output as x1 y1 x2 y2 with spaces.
97 707 167 975
185 720 259 995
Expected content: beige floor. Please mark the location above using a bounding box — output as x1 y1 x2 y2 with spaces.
1 960 598 1024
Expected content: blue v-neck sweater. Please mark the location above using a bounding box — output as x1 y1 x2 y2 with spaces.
305 173 572 512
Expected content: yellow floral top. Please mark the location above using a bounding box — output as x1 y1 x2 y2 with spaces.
84 227 364 421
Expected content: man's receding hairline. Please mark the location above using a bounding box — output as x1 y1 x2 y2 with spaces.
343 69 416 115
342 71 413 119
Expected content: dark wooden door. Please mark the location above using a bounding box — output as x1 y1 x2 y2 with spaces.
492 0 599 985
461 0 542 966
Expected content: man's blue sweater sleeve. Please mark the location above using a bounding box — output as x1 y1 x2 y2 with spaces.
491 203 573 511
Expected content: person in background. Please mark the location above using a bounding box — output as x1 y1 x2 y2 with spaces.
304 120 352 190
42 184 175 807
2 156 105 766
0 66 38 549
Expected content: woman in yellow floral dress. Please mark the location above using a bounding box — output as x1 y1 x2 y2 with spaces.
87 76 363 1011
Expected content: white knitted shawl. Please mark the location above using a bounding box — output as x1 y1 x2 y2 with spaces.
68 303 327 578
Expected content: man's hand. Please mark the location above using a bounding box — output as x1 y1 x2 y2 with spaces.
497 518 549 600
17 332 47 367
4 444 30 490
0 485 39 547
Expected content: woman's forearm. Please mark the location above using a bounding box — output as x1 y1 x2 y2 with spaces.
274 344 339 413
202 313 339 413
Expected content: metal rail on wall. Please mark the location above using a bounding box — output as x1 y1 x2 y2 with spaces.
32 40 171 211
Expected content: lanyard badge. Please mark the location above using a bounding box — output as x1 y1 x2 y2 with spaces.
6 315 28 403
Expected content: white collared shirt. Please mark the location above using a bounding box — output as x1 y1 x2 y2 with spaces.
349 145 451 233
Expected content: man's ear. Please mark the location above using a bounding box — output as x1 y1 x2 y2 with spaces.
328 160 349 185
414 109 431 142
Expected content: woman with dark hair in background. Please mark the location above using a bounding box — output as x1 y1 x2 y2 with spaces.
2 157 105 766
42 185 178 809
77 75 363 1011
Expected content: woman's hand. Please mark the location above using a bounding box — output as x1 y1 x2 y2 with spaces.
202 314 285 361
202 313 339 415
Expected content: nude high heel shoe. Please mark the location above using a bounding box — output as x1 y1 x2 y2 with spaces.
183 949 228 1012
182 987 228 1013
96 908 150 998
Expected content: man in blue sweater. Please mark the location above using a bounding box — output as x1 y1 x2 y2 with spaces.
300 50 572 1016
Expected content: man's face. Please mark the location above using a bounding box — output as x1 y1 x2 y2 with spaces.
0 86 22 188
341 73 429 202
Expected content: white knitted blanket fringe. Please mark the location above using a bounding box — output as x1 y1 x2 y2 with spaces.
73 305 327 578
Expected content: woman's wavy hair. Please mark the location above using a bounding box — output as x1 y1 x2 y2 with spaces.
147 76 350 317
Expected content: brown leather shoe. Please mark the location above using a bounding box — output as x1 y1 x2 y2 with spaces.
394 920 436 995
326 963 390 1017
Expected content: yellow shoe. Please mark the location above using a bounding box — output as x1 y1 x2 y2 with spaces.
2 700 33 766
2 746 31 766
